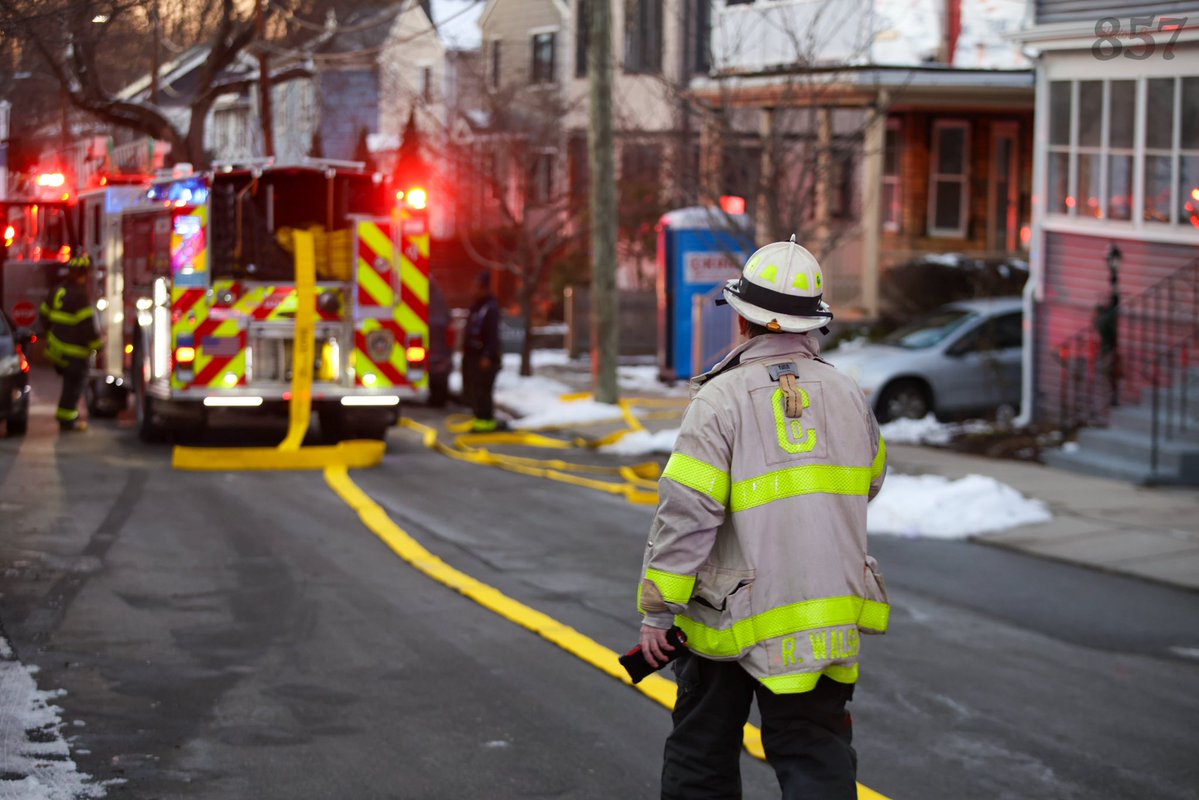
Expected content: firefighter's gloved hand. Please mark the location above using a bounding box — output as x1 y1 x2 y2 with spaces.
639 623 680 669
621 625 687 683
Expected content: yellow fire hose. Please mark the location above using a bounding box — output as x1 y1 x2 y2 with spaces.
173 230 386 471
398 392 689 506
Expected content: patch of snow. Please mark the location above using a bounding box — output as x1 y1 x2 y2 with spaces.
869 472 1051 538
880 415 996 445
600 429 680 456
0 635 107 798
922 252 966 267
618 365 682 395
880 414 953 445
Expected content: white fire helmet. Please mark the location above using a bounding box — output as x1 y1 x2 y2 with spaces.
719 237 833 333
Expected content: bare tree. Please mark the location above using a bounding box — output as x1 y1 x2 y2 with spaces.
0 0 323 168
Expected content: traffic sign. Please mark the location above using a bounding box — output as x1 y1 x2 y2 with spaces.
12 300 36 327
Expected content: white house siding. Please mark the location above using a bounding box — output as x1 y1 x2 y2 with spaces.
480 0 566 90
380 6 450 142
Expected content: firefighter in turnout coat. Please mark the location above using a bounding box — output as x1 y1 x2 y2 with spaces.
39 254 101 432
637 238 889 799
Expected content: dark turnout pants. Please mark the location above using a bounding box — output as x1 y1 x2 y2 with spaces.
663 652 856 800
56 359 88 424
462 352 498 422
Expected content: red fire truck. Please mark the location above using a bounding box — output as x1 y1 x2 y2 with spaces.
104 159 431 442
1 171 80 336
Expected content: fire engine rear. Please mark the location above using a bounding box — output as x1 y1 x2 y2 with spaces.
110 160 431 442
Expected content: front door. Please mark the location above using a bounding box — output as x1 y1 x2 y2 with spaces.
989 122 1020 252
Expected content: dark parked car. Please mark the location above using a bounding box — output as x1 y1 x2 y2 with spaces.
829 297 1024 422
0 310 31 436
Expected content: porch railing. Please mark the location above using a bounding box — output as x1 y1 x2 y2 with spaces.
1055 255 1199 474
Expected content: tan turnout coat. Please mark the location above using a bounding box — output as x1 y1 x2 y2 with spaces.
638 333 889 694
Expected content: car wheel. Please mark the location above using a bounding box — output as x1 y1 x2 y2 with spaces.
427 371 449 408
878 379 933 422
6 411 28 437
133 340 167 443
85 378 125 419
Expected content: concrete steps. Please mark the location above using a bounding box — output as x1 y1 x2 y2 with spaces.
1047 370 1199 485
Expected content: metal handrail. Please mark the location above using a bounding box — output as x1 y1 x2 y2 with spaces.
1053 255 1199 451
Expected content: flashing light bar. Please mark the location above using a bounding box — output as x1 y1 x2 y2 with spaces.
203 396 264 407
340 395 400 406
36 173 66 188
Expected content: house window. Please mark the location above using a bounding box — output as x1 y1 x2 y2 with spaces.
620 142 662 209
420 66 433 103
528 151 556 205
882 119 901 232
1047 77 1199 226
576 0 589 78
489 40 502 90
685 0 711 75
928 120 970 237
1144 76 1199 226
831 145 857 220
624 0 663 75
531 31 557 84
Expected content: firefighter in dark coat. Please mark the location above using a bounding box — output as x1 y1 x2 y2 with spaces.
462 270 502 432
39 254 101 432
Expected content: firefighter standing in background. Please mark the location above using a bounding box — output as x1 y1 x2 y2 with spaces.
38 254 101 432
636 238 888 799
462 270 502 432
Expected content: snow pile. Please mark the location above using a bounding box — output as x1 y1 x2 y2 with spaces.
869 472 1051 538
617 365 683 395
0 637 107 798
600 428 680 456
880 414 995 445
880 414 955 445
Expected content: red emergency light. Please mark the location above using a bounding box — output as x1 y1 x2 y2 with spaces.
36 173 67 188
404 187 428 211
3 225 14 245
720 195 746 215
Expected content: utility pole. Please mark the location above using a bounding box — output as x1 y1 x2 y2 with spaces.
256 0 275 158
588 0 618 403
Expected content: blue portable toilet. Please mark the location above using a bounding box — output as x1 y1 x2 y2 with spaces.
656 207 754 380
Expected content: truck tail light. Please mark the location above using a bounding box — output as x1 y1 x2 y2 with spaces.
175 345 196 365
17 347 29 374
407 335 426 367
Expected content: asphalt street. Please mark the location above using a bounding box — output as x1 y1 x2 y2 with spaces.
1 395 1197 799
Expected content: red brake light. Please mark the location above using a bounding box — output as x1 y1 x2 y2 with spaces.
18 348 29 373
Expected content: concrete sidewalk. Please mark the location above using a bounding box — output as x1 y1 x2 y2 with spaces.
888 444 1199 592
